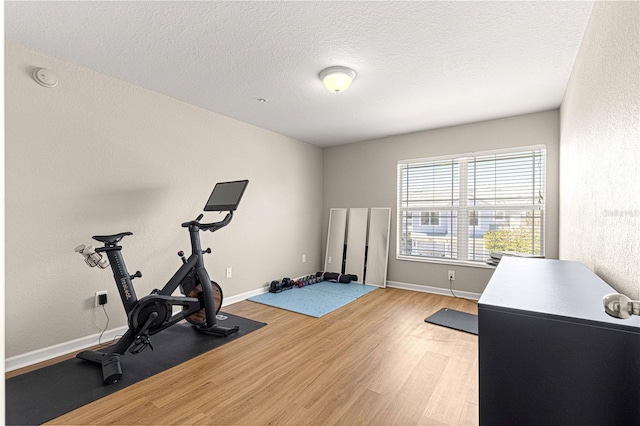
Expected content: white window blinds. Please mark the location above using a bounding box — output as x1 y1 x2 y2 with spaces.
398 146 546 263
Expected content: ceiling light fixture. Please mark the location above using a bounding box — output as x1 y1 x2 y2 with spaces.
319 66 356 93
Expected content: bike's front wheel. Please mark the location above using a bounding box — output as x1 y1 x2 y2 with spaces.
185 280 223 325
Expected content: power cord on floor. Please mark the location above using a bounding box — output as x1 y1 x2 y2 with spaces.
98 303 110 345
96 305 125 348
449 278 478 304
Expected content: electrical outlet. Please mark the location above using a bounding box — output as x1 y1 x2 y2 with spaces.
448 270 456 281
95 290 108 307
226 267 232 279
302 254 307 263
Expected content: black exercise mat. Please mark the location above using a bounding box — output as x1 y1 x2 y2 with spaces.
425 308 478 335
6 313 266 426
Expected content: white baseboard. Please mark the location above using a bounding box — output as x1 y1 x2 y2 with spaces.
222 286 269 305
386 280 481 300
5 325 129 372
6 280 473 372
5 286 270 373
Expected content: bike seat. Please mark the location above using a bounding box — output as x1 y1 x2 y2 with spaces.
92 232 133 245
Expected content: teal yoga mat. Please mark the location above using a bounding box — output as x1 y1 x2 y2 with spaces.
248 281 378 317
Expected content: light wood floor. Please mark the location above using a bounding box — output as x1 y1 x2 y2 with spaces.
13 287 479 425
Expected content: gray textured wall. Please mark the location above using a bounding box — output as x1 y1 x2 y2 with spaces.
560 1 640 299
5 42 323 357
323 110 560 295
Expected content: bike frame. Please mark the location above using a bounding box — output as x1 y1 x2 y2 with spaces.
98 219 220 329
77 181 247 385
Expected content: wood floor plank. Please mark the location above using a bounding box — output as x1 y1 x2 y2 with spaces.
22 287 479 425
421 334 478 425
372 350 450 425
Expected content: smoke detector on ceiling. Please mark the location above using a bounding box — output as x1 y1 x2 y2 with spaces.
32 67 58 88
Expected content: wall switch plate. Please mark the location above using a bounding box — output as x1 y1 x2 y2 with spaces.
226 267 232 279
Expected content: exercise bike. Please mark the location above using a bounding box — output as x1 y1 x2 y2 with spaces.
75 180 249 384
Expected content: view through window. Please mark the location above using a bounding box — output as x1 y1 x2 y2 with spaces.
397 146 546 264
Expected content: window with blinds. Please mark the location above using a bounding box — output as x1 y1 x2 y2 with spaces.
397 146 546 264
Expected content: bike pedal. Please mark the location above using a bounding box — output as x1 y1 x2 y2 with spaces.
130 335 154 354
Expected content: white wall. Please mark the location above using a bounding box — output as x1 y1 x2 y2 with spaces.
323 110 560 295
559 1 640 299
4 42 323 357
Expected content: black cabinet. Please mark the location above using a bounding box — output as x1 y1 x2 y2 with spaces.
478 257 640 426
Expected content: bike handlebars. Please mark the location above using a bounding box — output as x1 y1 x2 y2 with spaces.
181 211 234 232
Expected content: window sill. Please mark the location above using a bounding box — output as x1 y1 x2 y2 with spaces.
396 255 497 269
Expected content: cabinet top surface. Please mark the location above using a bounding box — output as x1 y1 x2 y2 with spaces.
478 257 640 331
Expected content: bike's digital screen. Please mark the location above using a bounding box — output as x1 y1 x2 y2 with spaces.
204 180 249 211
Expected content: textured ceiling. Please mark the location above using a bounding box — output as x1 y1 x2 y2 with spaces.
5 1 594 147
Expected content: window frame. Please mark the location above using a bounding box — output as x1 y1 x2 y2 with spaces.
397 145 546 267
